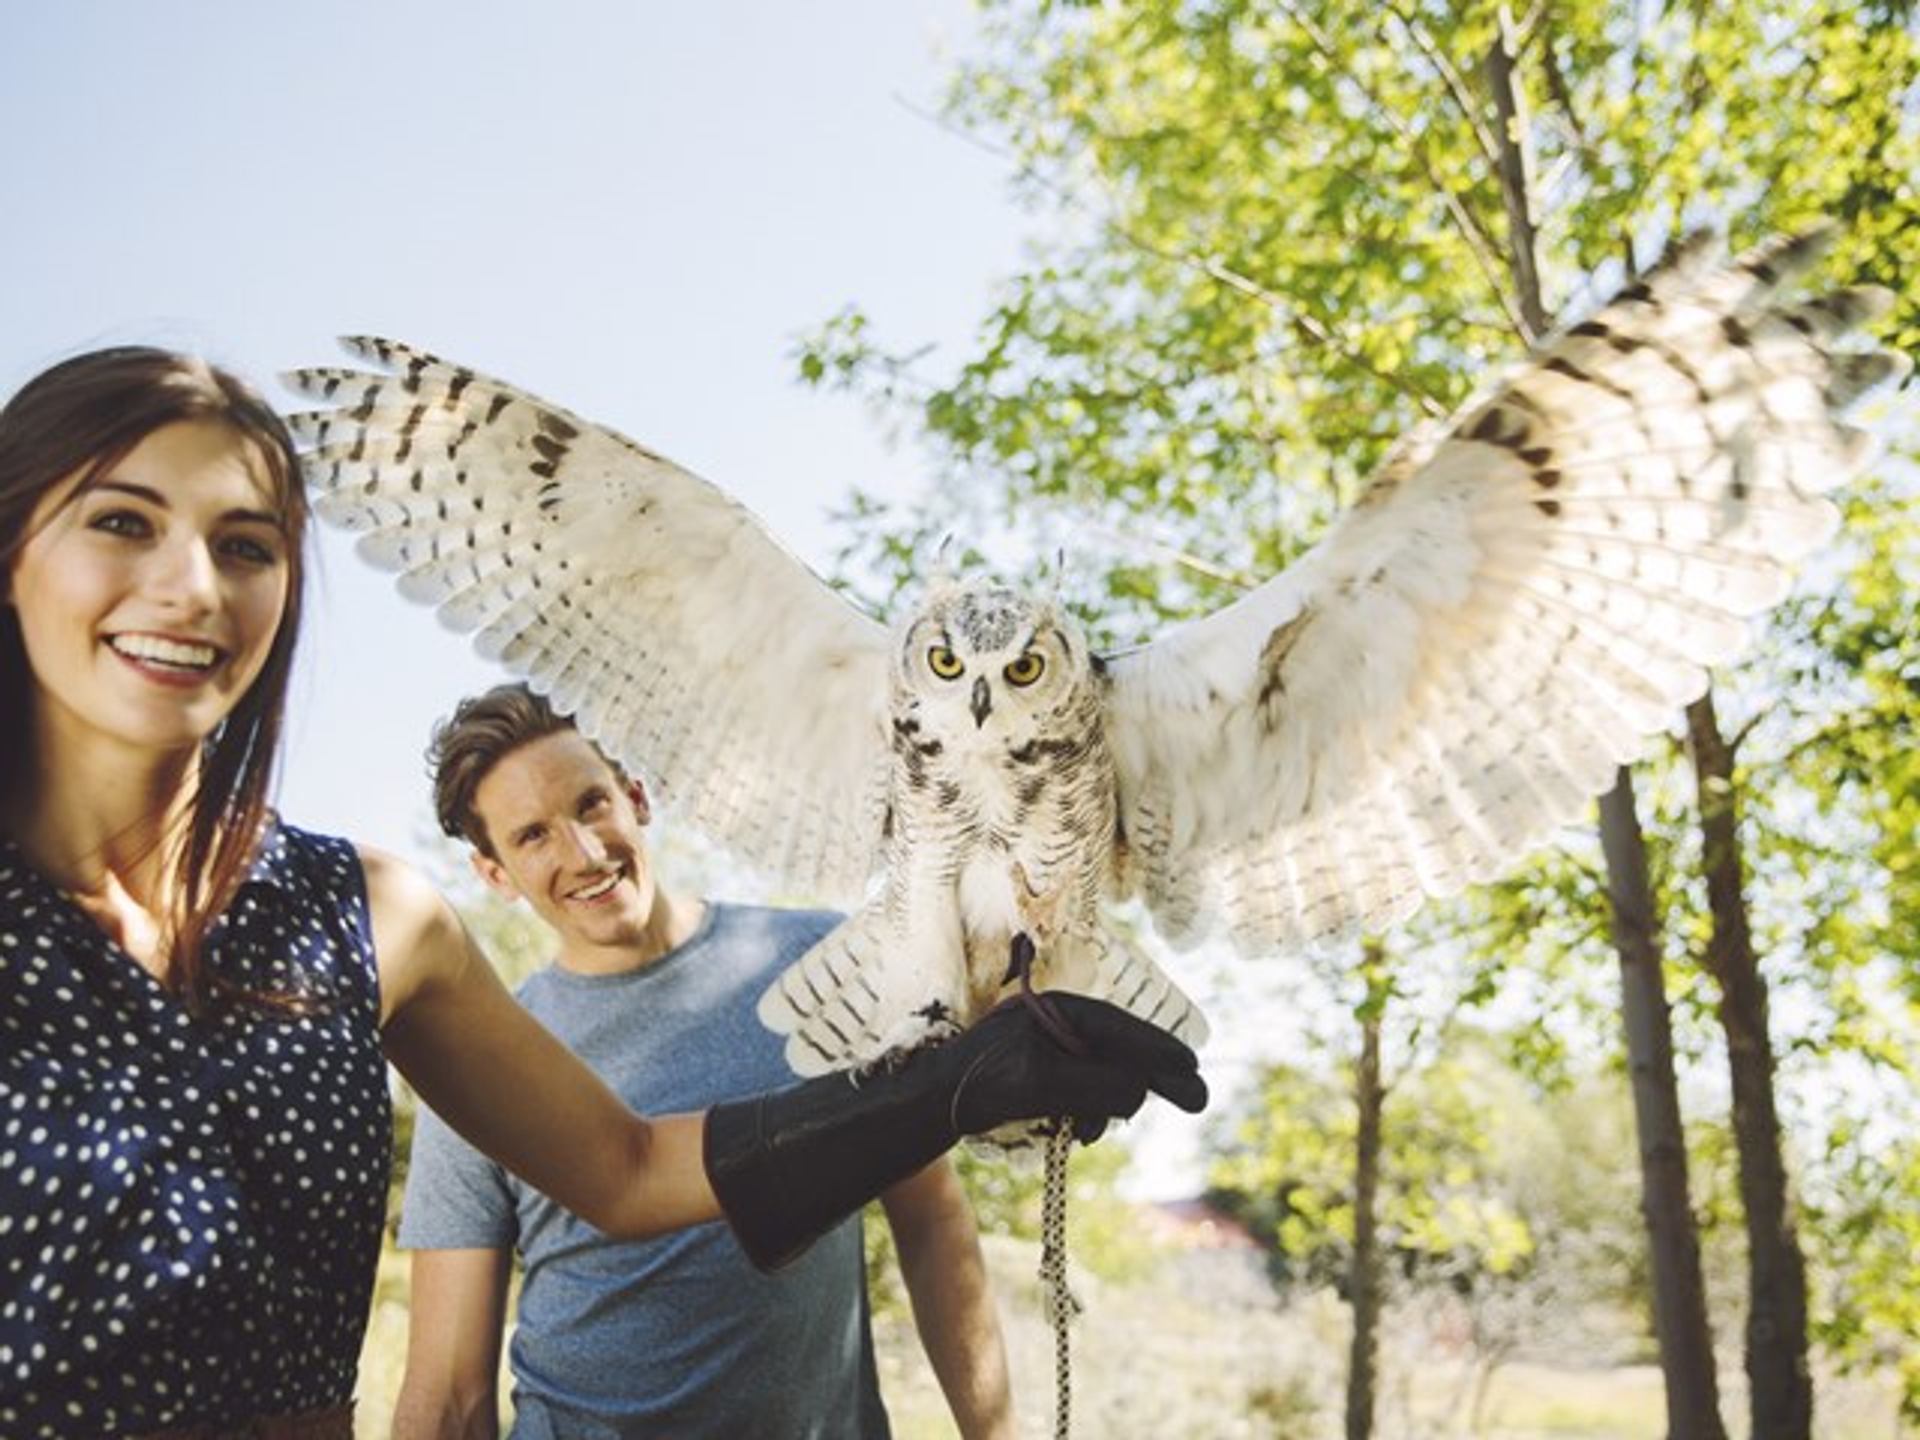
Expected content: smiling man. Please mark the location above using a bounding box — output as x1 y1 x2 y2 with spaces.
392 683 1014 1440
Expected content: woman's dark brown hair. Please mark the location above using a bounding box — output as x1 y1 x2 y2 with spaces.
0 346 308 1009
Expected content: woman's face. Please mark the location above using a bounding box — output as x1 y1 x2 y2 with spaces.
7 419 292 762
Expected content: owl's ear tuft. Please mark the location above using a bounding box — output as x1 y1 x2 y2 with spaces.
1030 545 1069 602
928 534 958 590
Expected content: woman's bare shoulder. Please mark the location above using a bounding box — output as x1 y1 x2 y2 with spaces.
353 843 468 1021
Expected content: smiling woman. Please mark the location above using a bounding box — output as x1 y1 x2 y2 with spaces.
0 346 1203 1440
0 348 307 1004
16 426 291 782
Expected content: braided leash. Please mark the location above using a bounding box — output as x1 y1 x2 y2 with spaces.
1039 1121 1081 1438
1006 929 1087 1438
998 929 1090 1436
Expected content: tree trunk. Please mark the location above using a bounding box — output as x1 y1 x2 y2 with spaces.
1346 943 1388 1440
1686 689 1814 1439
1482 25 1727 1433
1484 5 1545 342
1599 771 1729 1440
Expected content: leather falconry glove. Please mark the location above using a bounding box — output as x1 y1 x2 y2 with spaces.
703 990 1208 1270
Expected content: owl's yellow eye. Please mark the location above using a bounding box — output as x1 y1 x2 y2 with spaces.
927 645 965 679
1004 651 1046 687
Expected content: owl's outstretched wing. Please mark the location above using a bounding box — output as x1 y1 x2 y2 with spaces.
1104 225 1908 953
284 337 892 904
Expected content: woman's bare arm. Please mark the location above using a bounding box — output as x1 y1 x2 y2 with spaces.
363 845 715 1240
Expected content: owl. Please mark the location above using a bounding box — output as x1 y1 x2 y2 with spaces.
286 223 1906 1080
845 578 1207 1064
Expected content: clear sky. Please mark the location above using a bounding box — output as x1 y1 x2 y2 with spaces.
2 0 1026 868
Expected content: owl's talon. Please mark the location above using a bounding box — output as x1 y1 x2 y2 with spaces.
1018 986 1092 1060
850 1050 908 1085
991 931 1094 1060
1004 931 1037 985
854 1001 962 1083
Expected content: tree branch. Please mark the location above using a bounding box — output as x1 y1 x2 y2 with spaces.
1757 706 1912 779
891 91 1453 417
1513 0 1552 55
1272 0 1533 342
1381 0 1505 174
1538 27 1592 152
1483 4 1551 338
1072 516 1260 593
1727 707 1767 764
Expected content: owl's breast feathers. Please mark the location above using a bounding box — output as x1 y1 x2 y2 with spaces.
886 687 1114 854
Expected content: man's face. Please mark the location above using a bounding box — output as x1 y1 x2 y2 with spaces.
468 730 660 954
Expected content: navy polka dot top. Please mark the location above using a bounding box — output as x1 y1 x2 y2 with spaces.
0 824 392 1438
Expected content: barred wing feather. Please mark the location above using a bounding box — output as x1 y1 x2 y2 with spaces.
1104 225 1908 952
285 337 892 905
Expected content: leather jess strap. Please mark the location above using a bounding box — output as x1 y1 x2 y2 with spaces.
128 1401 354 1440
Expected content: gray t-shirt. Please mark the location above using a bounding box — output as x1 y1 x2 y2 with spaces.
398 903 890 1439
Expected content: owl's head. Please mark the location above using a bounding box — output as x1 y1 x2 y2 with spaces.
893 580 1093 747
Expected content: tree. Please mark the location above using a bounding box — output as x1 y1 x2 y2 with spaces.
1208 1021 1670 1432
804 0 1920 1429
1346 941 1389 1440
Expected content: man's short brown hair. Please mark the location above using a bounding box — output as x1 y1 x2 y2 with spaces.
429 683 587 857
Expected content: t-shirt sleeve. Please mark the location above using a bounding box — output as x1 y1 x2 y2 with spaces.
395 1096 518 1251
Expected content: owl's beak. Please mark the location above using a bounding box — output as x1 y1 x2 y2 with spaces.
970 676 992 728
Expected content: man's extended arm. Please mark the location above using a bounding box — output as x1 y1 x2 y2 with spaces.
391 1246 512 1440
882 1159 1015 1440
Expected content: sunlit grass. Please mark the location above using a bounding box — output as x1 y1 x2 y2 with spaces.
353 1249 412 1439
351 1233 1901 1439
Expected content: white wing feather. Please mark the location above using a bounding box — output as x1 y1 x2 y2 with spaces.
284 337 892 904
1106 225 1908 950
